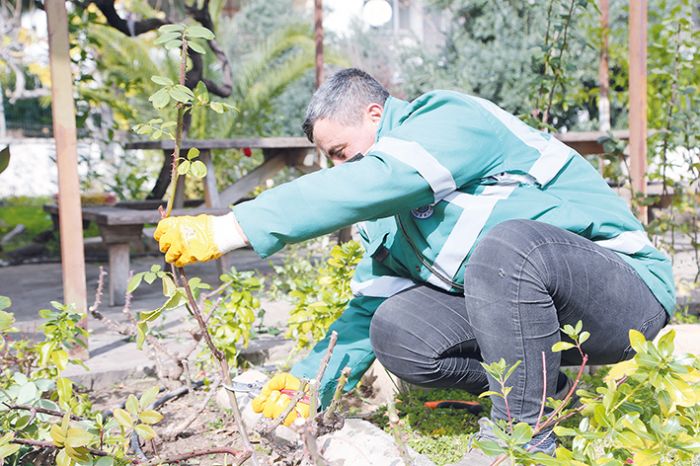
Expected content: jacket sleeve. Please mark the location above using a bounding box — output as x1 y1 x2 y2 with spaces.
290 253 416 409
233 94 503 258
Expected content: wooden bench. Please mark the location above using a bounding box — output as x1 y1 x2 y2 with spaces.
46 136 320 306
45 203 230 306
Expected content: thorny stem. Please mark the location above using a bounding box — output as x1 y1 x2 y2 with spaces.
163 35 189 219
151 26 257 465
542 0 576 125
176 267 258 465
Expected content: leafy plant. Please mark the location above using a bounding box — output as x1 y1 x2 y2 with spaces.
286 240 363 350
466 322 700 465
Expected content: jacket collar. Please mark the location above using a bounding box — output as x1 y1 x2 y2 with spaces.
376 96 409 141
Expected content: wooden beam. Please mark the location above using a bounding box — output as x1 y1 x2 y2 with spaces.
629 0 648 222
125 137 314 151
314 0 324 88
46 0 88 354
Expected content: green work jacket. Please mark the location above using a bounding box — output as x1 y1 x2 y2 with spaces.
233 91 676 408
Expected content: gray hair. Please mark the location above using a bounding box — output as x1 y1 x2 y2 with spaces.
302 68 389 142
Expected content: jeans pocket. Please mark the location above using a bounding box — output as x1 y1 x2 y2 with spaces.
620 308 669 361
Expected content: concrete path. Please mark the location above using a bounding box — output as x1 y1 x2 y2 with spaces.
0 248 296 387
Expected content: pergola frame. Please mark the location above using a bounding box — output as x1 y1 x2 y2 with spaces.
45 1 649 352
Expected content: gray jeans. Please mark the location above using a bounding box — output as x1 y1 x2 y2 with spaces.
369 219 668 426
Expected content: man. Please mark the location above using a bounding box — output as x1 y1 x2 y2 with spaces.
155 68 674 462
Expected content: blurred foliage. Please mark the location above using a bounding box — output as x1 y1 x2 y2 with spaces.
285 240 363 350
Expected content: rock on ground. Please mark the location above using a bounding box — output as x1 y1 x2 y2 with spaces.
318 418 434 466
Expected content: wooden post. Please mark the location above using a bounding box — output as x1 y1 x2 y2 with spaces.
629 0 648 223
314 0 324 88
46 1 88 354
598 0 610 175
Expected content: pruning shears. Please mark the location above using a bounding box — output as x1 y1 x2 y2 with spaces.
424 400 483 415
223 381 310 404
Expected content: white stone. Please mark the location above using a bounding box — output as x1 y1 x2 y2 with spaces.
318 418 435 466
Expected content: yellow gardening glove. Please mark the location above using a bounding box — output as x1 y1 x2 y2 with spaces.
154 212 248 267
251 373 310 427
154 214 221 267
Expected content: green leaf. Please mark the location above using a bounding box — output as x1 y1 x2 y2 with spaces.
57 377 73 405
574 320 583 334
164 39 182 50
159 24 185 34
139 409 163 425
0 310 15 331
127 273 144 294
52 349 69 371
504 359 522 382
474 439 504 456
149 88 170 109
151 75 174 86
16 382 38 404
579 331 590 345
125 394 139 416
177 160 191 175
169 85 193 103
188 40 206 54
552 341 575 352
56 449 72 466
511 422 533 444
0 443 20 460
65 427 92 448
136 322 148 350
189 160 207 179
161 275 177 297
0 146 10 175
50 424 66 446
140 386 160 410
144 272 157 285
94 457 114 466
186 25 215 40
154 31 181 45
479 390 504 398
186 147 200 160
629 329 647 354
113 408 133 429
0 296 10 311
209 102 224 113
134 423 157 441
657 329 675 356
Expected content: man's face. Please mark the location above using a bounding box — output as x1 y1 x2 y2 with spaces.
312 103 383 165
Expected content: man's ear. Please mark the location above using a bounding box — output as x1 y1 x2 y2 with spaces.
366 103 384 124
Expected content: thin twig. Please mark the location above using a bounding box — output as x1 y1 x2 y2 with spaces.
163 379 220 440
308 331 338 416
323 367 350 424
4 403 82 421
534 351 547 431
139 447 251 466
10 437 110 457
387 400 413 466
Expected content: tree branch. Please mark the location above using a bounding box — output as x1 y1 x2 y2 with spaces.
89 0 167 36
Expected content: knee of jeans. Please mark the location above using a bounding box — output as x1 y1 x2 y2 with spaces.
370 305 440 379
